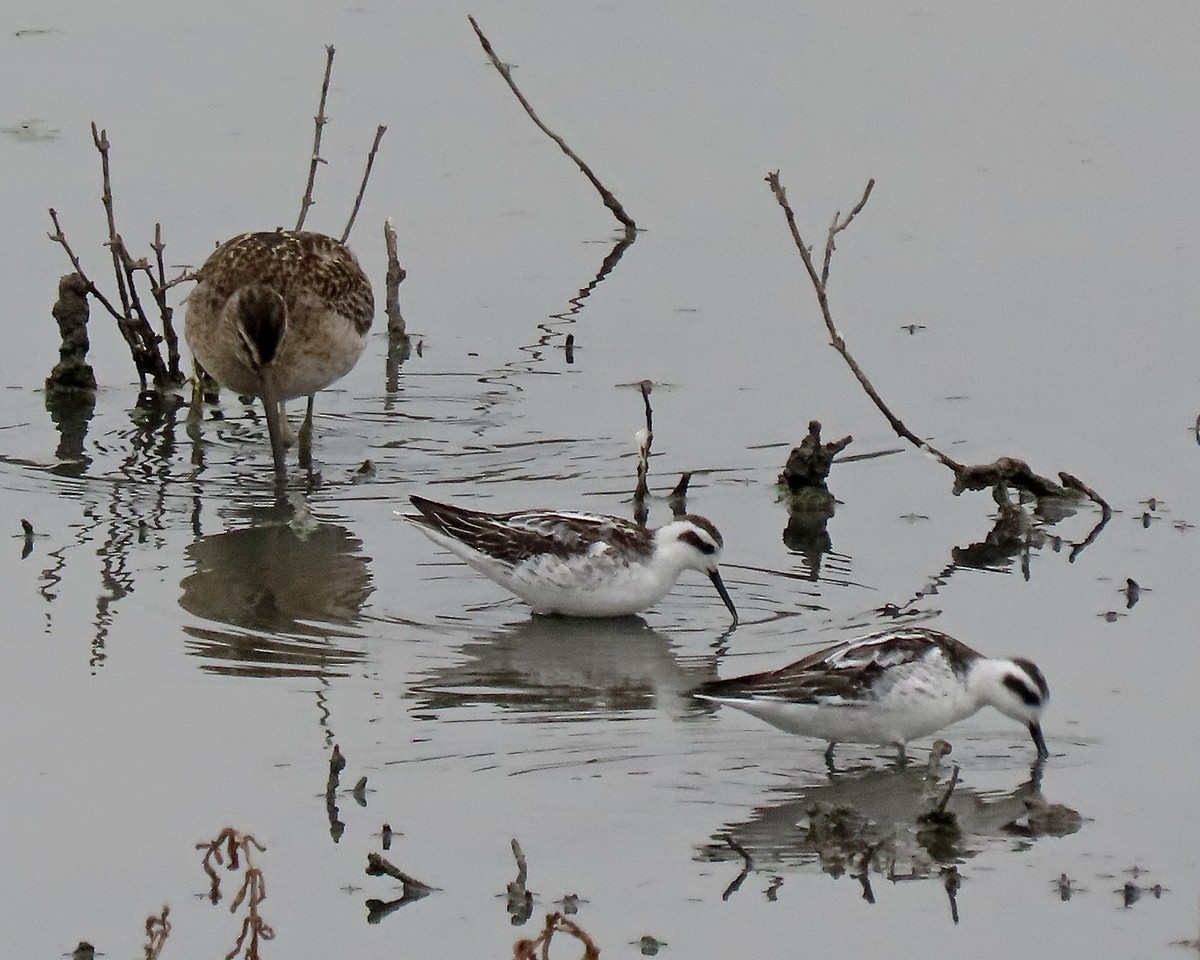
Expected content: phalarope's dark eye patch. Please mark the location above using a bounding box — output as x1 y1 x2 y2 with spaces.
1003 673 1043 707
679 529 716 555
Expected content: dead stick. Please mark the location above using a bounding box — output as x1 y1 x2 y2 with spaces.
341 124 387 243
468 15 636 238
113 236 170 385
91 123 133 318
822 179 875 288
149 223 183 380
296 45 336 231
766 171 964 474
383 217 406 336
47 208 125 322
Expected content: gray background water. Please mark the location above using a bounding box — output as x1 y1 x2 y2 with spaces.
2 1 1198 956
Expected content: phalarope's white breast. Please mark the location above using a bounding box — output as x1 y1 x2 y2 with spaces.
401 495 738 622
696 627 1049 761
186 230 374 480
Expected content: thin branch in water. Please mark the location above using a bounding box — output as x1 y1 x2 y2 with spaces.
632 379 654 526
296 44 336 231
822 179 875 288
765 170 1108 514
91 123 133 319
143 906 171 960
765 172 953 472
341 124 387 243
195 827 273 960
383 217 407 337
149 223 184 381
513 912 600 960
47 208 124 322
468 15 636 239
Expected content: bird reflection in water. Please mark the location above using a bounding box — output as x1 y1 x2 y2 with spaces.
179 499 372 677
697 753 1080 919
410 616 716 719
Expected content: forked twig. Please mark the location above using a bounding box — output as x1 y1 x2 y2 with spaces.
143 906 171 960
765 170 1109 515
296 45 336 231
196 828 273 960
513 911 600 960
47 208 125 322
469 15 636 239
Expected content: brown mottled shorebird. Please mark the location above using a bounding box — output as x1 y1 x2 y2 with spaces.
185 230 374 480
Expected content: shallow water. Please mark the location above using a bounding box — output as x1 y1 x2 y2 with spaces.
2 2 1200 957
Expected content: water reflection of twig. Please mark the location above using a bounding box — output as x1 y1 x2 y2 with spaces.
891 493 1111 612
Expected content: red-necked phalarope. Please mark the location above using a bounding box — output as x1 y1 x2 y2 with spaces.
185 230 374 480
696 627 1049 761
401 495 738 623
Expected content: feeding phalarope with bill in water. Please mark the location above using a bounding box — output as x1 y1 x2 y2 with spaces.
185 230 374 481
401 495 738 622
695 627 1049 762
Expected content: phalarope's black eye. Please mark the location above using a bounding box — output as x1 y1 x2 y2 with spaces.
1002 673 1043 707
679 529 716 555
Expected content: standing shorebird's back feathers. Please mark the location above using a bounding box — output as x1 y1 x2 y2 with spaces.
196 230 375 337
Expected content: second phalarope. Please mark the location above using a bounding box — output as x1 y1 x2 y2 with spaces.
402 495 738 623
695 627 1049 761
185 230 374 481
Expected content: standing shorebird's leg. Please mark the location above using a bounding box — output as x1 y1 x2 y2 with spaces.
298 395 315 469
824 741 837 773
892 742 909 768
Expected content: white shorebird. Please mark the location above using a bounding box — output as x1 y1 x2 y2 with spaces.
401 495 738 622
696 627 1049 762
185 230 374 481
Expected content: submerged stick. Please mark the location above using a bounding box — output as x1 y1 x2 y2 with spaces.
296 45 336 231
469 15 636 238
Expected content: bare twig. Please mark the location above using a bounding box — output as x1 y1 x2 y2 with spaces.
296 45 336 231
469 15 636 238
383 217 407 336
195 828 273 960
148 223 184 381
513 912 600 960
143 906 171 960
766 170 1108 513
822 180 875 288
341 125 387 243
632 379 654 526
47 208 124 322
91 123 132 318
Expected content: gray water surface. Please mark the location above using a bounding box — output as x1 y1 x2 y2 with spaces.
2 2 1198 957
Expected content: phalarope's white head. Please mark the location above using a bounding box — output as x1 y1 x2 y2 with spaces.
401 495 738 623
185 230 374 480
696 627 1049 761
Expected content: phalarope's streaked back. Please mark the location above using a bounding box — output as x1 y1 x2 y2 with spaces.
185 230 374 480
696 627 1049 760
401 495 738 623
